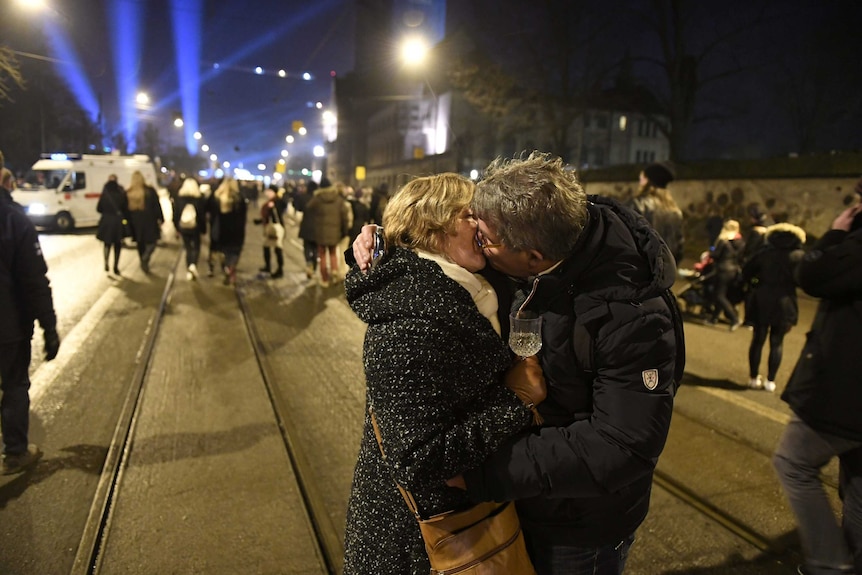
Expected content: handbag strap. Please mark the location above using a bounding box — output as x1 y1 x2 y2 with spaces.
369 405 425 520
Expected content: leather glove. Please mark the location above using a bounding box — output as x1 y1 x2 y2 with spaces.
504 356 546 424
44 328 60 361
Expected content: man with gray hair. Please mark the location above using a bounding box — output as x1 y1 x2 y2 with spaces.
0 158 60 475
353 152 684 574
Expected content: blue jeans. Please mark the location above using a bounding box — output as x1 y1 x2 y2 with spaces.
773 414 862 574
525 532 635 575
0 340 32 455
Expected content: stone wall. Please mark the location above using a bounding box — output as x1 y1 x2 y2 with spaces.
584 177 860 258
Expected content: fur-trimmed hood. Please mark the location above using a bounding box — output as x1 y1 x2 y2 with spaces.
766 222 806 249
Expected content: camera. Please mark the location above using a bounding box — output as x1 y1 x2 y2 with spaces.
371 227 386 268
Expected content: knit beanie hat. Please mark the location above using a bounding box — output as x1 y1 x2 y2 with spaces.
643 163 674 188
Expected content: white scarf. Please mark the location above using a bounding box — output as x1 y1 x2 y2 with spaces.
417 250 501 336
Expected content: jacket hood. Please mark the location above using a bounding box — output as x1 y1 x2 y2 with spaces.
313 187 342 203
518 195 675 319
573 196 675 297
766 222 806 249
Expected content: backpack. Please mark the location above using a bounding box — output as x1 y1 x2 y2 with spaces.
573 288 686 395
179 202 197 230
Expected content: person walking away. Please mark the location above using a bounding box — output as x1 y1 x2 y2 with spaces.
306 179 351 286
259 184 286 278
210 176 246 285
741 223 806 392
741 206 776 327
773 199 862 575
342 173 545 574
172 177 206 281
125 170 164 273
96 174 128 275
349 186 373 242
626 163 684 263
293 179 318 279
0 165 60 474
707 218 745 330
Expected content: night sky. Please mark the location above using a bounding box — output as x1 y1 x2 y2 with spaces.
2 0 355 172
2 0 861 170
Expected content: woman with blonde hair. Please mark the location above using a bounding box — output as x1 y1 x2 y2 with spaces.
207 176 247 285
125 170 163 273
342 173 545 574
707 219 745 330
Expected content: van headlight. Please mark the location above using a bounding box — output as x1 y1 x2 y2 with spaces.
27 203 47 215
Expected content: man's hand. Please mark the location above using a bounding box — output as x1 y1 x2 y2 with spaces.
446 474 466 490
832 204 862 232
352 224 378 272
505 355 547 408
44 328 60 361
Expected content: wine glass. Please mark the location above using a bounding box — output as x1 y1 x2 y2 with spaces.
508 311 543 358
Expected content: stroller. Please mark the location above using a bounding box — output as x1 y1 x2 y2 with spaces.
677 251 716 318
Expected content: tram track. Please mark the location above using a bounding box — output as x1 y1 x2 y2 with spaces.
68 252 342 575
70 253 180 575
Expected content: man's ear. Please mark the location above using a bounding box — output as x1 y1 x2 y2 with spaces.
525 249 553 274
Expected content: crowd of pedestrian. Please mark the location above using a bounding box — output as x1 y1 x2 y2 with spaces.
2 139 860 574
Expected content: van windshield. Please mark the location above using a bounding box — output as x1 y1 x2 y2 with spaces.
19 169 69 191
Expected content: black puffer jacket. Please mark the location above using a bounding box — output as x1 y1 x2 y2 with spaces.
342 247 534 575
0 188 56 343
781 226 862 441
464 196 680 547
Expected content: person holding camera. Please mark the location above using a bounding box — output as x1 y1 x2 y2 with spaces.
1 164 60 475
774 195 862 575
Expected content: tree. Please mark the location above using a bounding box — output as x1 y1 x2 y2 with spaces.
0 46 25 103
630 0 775 160
445 0 630 163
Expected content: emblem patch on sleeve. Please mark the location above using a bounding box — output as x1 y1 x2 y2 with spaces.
642 369 659 390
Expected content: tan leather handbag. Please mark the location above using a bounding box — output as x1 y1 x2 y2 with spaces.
370 407 536 575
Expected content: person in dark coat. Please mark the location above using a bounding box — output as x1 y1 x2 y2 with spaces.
208 176 246 285
707 219 745 330
741 223 806 392
1 166 59 475
171 177 207 281
96 175 128 275
293 179 318 279
773 200 862 575
741 206 776 327
351 153 681 575
342 173 545 575
348 186 373 242
626 163 685 263
125 170 164 273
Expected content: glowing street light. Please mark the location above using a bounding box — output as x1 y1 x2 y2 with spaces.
313 145 325 157
278 69 286 78
401 36 429 66
257 163 266 171
285 135 294 143
173 117 184 128
201 144 210 152
15 0 47 10
281 149 289 157
193 131 202 140
209 153 218 161
135 91 150 107
222 161 230 168
298 126 307 136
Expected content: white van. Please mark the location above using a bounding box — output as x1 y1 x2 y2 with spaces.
13 153 164 232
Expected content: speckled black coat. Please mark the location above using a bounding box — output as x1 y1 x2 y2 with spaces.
342 247 533 575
